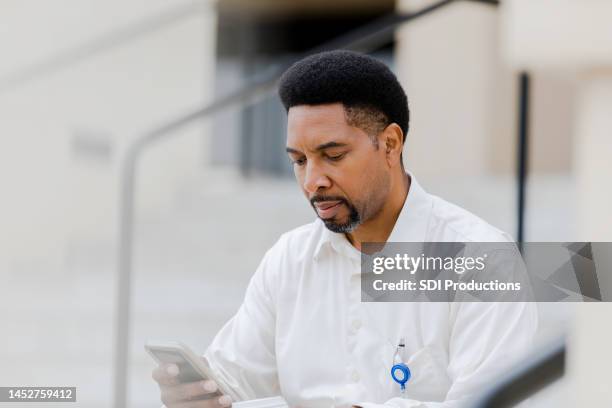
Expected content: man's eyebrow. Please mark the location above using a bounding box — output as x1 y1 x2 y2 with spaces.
286 147 301 155
286 141 348 155
315 141 348 151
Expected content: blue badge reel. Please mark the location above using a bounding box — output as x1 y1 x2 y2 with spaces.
391 337 411 394
391 363 411 392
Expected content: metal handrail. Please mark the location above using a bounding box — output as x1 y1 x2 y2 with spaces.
472 337 565 408
113 1 505 407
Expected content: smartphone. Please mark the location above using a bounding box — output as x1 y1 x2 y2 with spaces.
145 340 233 400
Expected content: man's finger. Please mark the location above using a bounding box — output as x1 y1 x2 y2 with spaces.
217 395 232 407
161 380 219 404
152 363 180 386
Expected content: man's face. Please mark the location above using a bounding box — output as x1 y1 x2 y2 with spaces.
286 103 391 233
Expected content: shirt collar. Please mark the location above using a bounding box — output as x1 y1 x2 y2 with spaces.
313 172 433 261
387 173 433 243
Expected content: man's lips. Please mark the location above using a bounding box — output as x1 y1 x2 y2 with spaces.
314 200 343 219
315 200 341 210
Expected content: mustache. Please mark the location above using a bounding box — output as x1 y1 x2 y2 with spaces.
309 195 349 206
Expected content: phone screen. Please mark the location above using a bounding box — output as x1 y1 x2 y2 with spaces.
150 350 208 384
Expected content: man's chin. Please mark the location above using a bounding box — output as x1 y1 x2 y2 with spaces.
321 217 357 233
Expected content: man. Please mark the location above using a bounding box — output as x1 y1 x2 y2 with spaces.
153 50 537 407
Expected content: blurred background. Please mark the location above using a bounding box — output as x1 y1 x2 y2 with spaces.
0 0 610 406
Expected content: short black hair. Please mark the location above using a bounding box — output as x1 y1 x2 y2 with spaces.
278 50 409 141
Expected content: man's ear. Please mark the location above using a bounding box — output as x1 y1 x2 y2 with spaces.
381 123 404 167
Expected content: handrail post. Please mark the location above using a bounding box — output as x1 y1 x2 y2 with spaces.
113 144 140 408
517 72 530 248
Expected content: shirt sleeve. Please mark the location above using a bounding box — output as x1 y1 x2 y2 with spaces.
355 301 538 408
204 249 280 402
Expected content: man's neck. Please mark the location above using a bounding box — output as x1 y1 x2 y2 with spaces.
346 172 410 251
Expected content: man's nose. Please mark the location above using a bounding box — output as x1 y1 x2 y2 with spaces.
303 163 331 194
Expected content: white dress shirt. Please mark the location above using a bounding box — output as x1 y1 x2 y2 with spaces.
204 175 538 408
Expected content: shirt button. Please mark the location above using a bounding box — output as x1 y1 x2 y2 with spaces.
351 370 360 382
351 319 362 331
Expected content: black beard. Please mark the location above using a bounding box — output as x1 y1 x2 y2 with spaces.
310 196 362 233
322 208 361 233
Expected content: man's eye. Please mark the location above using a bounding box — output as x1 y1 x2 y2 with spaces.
293 157 306 166
327 153 346 161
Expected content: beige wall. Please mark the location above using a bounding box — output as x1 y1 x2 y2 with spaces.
395 0 510 177
395 0 574 178
529 71 575 172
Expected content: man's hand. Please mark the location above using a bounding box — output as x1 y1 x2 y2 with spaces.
152 362 233 408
